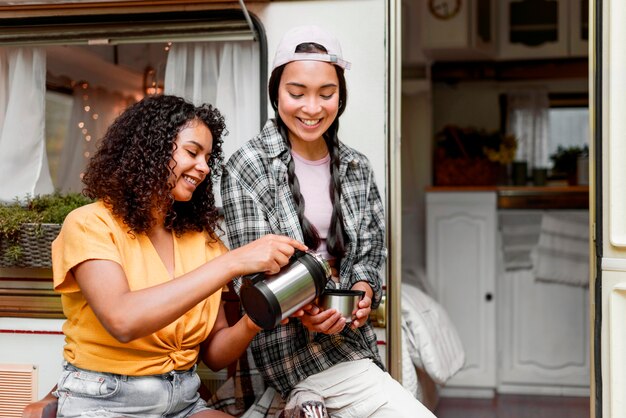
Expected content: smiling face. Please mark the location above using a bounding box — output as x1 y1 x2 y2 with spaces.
277 60 340 156
169 119 213 202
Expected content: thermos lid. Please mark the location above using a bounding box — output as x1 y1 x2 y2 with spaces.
303 250 331 281
298 250 331 295
240 274 282 330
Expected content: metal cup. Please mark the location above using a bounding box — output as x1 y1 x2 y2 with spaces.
319 289 365 323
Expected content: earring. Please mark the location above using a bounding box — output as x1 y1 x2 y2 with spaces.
339 100 343 109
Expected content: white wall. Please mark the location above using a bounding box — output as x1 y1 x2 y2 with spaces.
0 318 65 400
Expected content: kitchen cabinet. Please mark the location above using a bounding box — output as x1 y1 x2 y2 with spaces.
402 0 428 66
498 267 590 395
498 0 588 59
426 191 497 397
426 189 590 397
569 0 589 57
420 0 496 61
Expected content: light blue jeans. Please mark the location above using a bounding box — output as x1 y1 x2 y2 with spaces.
55 362 211 417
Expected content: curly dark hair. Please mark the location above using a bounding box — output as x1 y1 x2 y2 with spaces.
82 94 226 237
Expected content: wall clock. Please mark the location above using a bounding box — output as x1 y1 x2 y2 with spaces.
428 0 462 20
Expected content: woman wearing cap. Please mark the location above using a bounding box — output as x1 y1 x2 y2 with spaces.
221 26 435 417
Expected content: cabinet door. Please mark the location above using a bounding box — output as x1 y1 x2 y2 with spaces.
569 0 589 57
420 0 496 60
498 269 590 395
426 192 497 395
498 0 569 59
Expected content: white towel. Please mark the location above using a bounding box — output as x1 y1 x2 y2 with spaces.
499 211 543 270
531 211 589 287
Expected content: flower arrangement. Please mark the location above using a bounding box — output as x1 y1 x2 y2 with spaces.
434 125 517 186
0 192 92 266
435 125 518 164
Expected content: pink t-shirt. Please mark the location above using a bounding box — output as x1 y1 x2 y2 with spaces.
291 150 334 260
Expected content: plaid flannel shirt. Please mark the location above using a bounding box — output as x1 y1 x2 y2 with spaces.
221 119 387 399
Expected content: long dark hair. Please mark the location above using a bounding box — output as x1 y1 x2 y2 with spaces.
268 42 348 262
82 94 226 237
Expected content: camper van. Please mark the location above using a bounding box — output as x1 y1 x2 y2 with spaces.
0 1 406 416
0 0 620 417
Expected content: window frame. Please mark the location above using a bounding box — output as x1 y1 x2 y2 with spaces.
0 5 267 319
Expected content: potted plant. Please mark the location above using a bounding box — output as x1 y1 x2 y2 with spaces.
0 192 92 267
434 125 517 186
549 145 589 185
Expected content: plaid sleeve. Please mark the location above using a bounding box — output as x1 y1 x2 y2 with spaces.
347 165 387 309
220 153 274 294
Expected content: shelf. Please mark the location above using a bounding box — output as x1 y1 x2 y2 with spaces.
426 185 589 209
497 186 588 209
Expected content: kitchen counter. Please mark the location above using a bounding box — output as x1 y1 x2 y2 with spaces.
425 186 589 209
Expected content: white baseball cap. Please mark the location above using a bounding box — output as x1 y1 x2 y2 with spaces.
271 25 351 72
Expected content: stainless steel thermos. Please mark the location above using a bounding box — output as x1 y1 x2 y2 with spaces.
240 250 331 330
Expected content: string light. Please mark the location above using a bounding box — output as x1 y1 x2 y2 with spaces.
76 81 95 176
142 43 170 96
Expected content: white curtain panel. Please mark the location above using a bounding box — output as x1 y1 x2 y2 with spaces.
0 47 53 202
506 88 550 172
56 85 134 193
164 41 260 206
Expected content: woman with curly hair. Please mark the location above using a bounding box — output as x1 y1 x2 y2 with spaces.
51 94 306 417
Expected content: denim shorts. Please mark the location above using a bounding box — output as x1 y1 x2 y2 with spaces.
54 362 212 418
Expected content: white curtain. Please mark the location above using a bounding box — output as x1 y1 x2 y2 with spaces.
506 88 550 172
0 47 53 202
164 41 260 192
56 84 134 193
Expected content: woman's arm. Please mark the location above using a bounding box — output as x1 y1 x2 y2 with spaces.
73 234 306 343
199 305 260 371
347 166 387 309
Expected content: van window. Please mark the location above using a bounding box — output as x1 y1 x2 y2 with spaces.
0 7 266 318
547 93 589 170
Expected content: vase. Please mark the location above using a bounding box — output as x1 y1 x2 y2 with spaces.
512 161 528 186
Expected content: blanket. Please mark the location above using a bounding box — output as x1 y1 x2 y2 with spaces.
401 283 465 385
